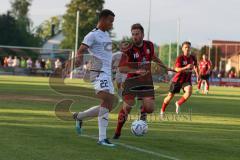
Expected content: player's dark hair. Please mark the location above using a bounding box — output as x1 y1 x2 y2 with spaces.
98 9 115 20
131 23 144 33
182 41 191 47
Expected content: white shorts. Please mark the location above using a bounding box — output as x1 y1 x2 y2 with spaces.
115 71 127 84
92 72 114 95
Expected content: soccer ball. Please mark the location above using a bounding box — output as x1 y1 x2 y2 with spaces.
131 120 148 136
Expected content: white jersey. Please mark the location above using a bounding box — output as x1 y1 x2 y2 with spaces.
82 28 112 76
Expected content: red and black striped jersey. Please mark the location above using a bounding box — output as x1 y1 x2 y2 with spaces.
199 60 212 75
119 40 155 78
172 54 197 83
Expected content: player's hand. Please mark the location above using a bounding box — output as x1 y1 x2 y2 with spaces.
186 64 194 69
75 55 82 67
167 67 177 72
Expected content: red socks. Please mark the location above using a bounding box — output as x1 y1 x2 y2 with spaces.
140 105 147 121
177 97 187 106
115 108 128 136
206 80 210 90
198 79 202 90
141 105 147 113
161 102 169 112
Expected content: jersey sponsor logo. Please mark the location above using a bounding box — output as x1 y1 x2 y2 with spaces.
200 62 208 68
183 61 188 65
104 42 112 52
201 64 207 68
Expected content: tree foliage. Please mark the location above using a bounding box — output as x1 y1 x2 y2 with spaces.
0 12 40 47
36 16 62 42
61 0 105 49
0 0 41 58
159 43 180 67
10 0 32 32
159 43 200 67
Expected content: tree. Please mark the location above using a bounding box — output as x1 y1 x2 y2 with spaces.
36 16 62 42
61 0 105 49
0 12 40 59
10 0 32 32
0 12 21 46
0 12 41 47
159 43 180 67
0 0 42 47
159 43 200 67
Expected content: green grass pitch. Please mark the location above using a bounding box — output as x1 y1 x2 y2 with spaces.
0 75 239 160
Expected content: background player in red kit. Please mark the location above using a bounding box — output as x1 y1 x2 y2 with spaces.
113 23 169 139
196 54 212 94
161 41 199 116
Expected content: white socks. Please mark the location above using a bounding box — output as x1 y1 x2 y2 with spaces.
77 106 100 120
76 105 109 141
98 107 109 141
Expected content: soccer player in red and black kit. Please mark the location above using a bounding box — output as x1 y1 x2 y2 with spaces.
113 23 169 139
196 54 212 94
160 41 199 116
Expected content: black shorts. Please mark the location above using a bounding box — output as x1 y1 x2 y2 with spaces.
169 82 192 94
122 76 155 100
200 74 210 81
122 85 155 100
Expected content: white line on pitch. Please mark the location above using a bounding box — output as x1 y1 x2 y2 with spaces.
81 134 180 160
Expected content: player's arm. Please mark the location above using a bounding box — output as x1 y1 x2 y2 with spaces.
75 44 88 67
76 32 94 67
111 56 118 75
198 62 201 74
119 66 145 74
111 56 116 70
175 63 193 73
194 65 199 78
118 54 146 74
193 57 199 79
175 56 198 73
152 53 169 70
207 61 212 74
150 42 174 72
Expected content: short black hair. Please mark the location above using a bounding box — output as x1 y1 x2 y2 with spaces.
98 9 115 20
182 41 191 47
131 23 144 33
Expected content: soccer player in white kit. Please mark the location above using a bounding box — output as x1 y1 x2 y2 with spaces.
73 9 116 147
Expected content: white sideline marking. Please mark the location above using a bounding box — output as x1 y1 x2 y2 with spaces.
81 134 180 160
192 95 240 100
